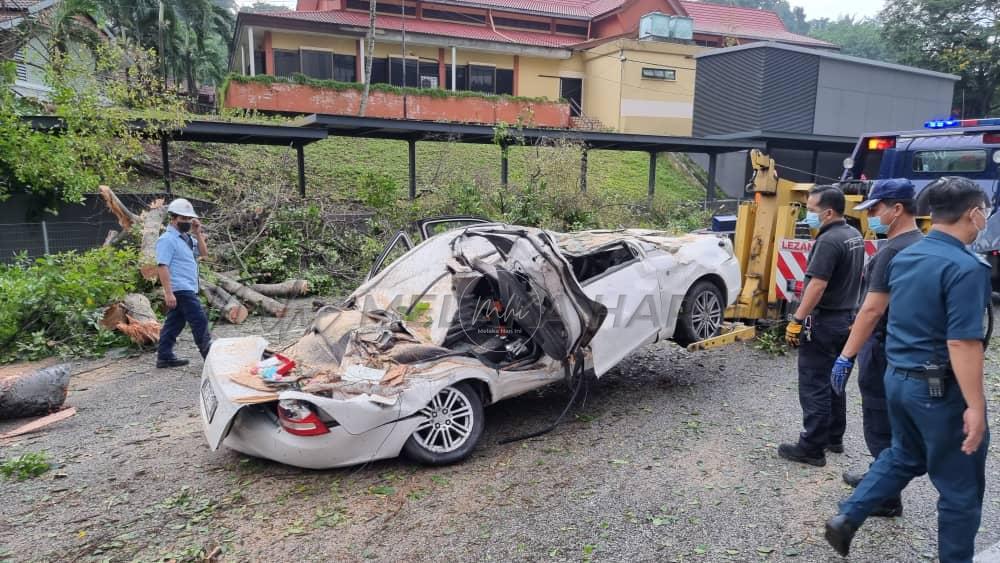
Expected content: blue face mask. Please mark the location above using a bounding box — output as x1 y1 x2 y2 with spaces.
805 212 821 229
867 216 889 235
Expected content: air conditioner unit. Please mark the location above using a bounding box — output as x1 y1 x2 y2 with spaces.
639 13 694 41
420 76 438 89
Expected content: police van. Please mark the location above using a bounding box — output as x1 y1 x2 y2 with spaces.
842 118 1000 292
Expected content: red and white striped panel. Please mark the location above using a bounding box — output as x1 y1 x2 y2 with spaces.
774 239 880 302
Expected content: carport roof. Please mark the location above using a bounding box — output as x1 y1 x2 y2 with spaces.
297 114 763 154
702 130 859 153
25 115 329 145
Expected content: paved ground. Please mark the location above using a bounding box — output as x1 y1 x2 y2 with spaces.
2 312 1000 562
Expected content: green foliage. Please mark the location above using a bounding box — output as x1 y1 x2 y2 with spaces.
0 42 186 209
227 73 558 104
0 452 51 481
754 325 788 356
881 0 1000 116
809 17 899 62
355 171 400 210
0 247 141 363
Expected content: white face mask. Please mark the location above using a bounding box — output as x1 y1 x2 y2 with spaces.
974 208 989 233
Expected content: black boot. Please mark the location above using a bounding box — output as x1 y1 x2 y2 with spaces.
778 443 826 467
825 514 858 557
842 470 865 487
156 357 190 368
870 496 903 518
826 443 844 454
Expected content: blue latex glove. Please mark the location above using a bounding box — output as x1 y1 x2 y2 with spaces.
831 355 855 396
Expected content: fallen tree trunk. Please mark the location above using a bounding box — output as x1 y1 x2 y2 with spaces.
98 185 139 233
139 199 167 281
101 294 160 345
215 273 287 317
250 279 311 298
201 281 249 324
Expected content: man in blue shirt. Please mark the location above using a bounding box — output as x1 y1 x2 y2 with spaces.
825 177 991 562
155 198 212 368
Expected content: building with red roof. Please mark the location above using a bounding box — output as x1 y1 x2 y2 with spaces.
226 0 837 134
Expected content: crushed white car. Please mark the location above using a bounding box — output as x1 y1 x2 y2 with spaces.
200 220 741 469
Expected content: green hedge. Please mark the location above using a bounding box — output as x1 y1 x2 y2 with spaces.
223 73 561 105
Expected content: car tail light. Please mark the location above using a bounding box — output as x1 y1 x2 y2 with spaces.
277 399 330 436
984 133 1000 144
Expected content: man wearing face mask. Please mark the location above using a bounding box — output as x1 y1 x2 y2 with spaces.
824 177 991 562
779 185 865 467
155 198 212 368
828 178 922 517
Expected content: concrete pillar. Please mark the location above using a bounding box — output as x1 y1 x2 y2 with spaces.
263 31 273 76
358 38 365 83
451 46 457 91
247 27 255 77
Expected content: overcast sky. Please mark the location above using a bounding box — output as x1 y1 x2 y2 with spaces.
235 0 886 22
789 0 884 21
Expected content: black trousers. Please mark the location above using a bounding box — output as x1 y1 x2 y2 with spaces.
858 331 892 459
797 309 852 456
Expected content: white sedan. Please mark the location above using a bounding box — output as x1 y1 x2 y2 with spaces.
200 220 741 469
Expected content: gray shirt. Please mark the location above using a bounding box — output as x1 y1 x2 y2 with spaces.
804 220 865 312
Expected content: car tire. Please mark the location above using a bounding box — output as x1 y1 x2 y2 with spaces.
402 382 485 465
672 280 725 347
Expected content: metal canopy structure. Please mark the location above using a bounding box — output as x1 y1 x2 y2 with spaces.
299 113 764 201
25 116 328 195
703 130 858 153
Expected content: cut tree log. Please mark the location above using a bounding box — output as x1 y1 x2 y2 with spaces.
102 294 160 345
201 281 249 324
102 229 119 246
139 199 168 281
215 273 287 317
250 279 311 298
0 360 71 420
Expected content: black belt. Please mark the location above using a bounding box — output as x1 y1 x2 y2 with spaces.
894 366 954 380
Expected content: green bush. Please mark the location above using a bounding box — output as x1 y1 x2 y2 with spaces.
0 452 50 481
0 247 141 363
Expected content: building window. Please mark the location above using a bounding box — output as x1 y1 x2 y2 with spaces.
423 8 485 24
454 65 467 91
273 49 300 77
370 58 388 84
496 68 514 95
300 49 333 79
334 54 357 82
345 0 415 16
641 67 676 81
492 16 551 31
468 64 495 94
555 23 588 36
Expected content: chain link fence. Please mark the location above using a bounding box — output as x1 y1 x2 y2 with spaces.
0 221 123 263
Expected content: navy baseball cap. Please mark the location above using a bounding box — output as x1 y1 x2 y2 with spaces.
854 178 916 211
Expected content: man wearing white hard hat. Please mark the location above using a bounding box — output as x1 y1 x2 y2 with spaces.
155 198 212 368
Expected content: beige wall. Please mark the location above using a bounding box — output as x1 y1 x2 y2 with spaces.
261 30 702 135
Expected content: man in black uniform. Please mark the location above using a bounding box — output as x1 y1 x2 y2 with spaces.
779 185 865 467
829 178 923 517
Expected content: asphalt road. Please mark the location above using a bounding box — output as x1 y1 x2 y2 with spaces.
2 315 1000 562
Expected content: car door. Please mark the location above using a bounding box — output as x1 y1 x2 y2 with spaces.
365 230 414 281
415 216 491 241
579 242 665 377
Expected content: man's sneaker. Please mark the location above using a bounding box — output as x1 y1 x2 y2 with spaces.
156 358 190 368
826 443 844 454
778 443 826 467
842 470 865 488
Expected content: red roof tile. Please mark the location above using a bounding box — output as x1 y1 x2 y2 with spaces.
679 1 834 47
268 9 581 48
444 0 627 18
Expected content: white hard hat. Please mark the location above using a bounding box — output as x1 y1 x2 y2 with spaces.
166 198 198 218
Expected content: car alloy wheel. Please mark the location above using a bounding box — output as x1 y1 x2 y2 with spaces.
413 386 476 453
691 286 723 340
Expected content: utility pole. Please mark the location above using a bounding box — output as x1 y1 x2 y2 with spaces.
360 0 376 116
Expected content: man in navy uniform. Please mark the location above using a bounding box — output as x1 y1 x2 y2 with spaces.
779 185 865 467
829 178 923 517
825 177 991 562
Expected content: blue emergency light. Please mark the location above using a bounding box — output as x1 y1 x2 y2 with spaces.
925 117 1000 129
